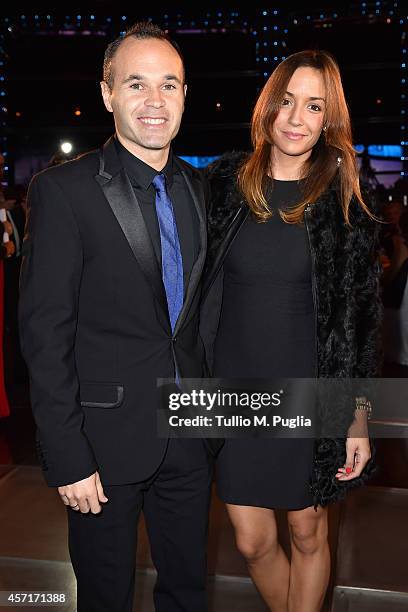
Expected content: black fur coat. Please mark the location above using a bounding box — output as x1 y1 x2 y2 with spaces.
200 152 383 508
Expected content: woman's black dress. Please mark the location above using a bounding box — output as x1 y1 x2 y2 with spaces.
213 178 316 510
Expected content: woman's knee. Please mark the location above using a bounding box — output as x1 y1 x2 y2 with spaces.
235 529 279 563
227 505 279 563
288 508 328 555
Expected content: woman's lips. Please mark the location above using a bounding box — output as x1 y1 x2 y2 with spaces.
282 131 306 141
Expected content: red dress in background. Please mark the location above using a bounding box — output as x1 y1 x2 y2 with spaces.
0 259 10 418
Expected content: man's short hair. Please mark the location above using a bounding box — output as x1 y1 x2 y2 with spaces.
103 21 185 89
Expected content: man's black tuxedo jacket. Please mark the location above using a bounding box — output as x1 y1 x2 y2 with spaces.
19 136 210 487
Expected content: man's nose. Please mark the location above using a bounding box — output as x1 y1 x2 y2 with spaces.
145 89 165 108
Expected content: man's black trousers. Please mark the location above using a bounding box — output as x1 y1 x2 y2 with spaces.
67 438 213 612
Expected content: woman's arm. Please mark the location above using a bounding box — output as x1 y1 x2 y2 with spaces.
337 193 383 481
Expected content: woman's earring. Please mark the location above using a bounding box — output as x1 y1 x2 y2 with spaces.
323 126 327 132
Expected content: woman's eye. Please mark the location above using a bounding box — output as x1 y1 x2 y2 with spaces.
281 98 291 106
309 104 321 112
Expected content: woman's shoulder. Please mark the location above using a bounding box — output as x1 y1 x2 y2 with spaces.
316 174 379 227
204 151 250 223
345 181 381 241
204 150 249 182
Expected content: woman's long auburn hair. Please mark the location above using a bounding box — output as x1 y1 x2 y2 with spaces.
238 50 373 225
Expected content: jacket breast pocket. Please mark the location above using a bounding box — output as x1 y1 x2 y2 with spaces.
80 382 124 409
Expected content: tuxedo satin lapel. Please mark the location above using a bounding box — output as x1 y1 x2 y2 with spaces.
95 144 169 329
173 167 207 336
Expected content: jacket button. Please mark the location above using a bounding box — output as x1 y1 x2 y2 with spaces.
172 337 177 343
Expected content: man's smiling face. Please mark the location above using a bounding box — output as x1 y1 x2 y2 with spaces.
101 36 186 158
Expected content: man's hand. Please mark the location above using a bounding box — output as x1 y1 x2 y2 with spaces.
58 471 108 514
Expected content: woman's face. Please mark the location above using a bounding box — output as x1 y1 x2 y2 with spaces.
272 66 326 161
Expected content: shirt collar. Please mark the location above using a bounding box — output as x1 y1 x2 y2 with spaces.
115 135 175 190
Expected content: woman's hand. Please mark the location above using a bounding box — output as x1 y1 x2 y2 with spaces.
335 437 372 480
335 411 371 481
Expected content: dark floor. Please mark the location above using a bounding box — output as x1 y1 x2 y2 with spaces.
1 383 407 611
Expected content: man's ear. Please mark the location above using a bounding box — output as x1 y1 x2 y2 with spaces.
100 81 113 113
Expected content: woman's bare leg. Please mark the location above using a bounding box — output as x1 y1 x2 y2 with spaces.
226 504 290 612
286 505 330 612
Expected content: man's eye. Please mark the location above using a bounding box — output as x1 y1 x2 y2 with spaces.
163 84 176 90
130 83 143 90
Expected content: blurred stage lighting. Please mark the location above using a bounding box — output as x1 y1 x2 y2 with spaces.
60 141 73 154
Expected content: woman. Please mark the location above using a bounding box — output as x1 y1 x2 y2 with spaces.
201 50 382 612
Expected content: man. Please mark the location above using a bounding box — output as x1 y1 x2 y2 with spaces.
19 22 213 612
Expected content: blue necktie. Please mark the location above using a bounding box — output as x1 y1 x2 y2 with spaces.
152 173 184 333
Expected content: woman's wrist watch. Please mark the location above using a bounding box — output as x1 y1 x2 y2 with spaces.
355 396 372 420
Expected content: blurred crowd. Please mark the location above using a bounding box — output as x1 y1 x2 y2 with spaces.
381 196 408 375
0 153 26 417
